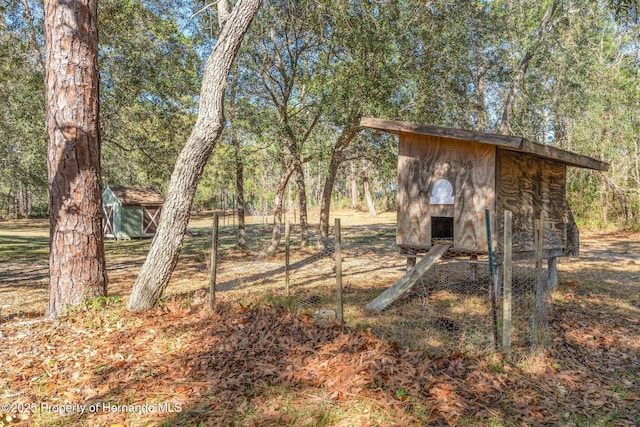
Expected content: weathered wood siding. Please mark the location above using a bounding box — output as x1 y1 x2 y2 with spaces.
396 132 496 253
496 149 566 254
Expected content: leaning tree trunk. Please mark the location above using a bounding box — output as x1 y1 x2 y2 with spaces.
127 0 261 311
363 166 377 217
257 160 298 258
350 161 358 209
318 152 340 247
44 0 107 317
318 123 360 245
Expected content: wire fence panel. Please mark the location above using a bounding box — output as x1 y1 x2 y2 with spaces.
208 218 553 359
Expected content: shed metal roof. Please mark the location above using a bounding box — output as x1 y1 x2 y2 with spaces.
107 185 164 206
360 117 609 171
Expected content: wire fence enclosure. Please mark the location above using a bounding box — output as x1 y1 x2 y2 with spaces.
206 211 554 359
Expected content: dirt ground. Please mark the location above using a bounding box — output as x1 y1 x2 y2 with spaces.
0 211 639 425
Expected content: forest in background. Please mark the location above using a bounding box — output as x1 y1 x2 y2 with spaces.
1 0 639 228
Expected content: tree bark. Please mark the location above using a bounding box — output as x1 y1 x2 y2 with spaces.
16 183 25 219
350 161 358 209
257 159 298 258
294 164 308 245
44 0 108 317
127 0 261 311
318 152 340 247
363 165 377 217
476 61 487 131
318 122 360 245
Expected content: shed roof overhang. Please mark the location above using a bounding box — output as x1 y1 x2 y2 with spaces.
106 185 164 206
360 117 609 171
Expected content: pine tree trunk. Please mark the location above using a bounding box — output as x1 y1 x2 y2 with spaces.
127 0 261 311
44 0 107 318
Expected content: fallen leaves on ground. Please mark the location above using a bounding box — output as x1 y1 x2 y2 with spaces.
1 292 639 427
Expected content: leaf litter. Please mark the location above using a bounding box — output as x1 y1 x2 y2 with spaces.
1 228 639 426
1 289 639 426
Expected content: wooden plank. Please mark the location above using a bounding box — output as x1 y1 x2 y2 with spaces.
486 209 499 351
396 133 495 253
285 221 291 297
360 117 523 148
335 218 343 323
209 213 219 310
361 117 609 171
454 140 495 252
496 149 566 254
367 243 450 311
547 257 558 289
516 140 609 171
565 204 579 256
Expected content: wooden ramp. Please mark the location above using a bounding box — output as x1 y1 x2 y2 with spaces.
367 243 451 311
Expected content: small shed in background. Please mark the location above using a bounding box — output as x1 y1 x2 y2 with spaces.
102 185 164 239
360 117 609 260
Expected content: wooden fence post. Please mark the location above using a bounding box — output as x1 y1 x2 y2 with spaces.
209 213 219 310
285 221 291 297
503 210 513 356
335 218 343 323
533 211 545 347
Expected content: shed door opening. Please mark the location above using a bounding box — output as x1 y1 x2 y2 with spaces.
432 216 454 240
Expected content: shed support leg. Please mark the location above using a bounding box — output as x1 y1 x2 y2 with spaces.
406 249 416 272
470 254 478 282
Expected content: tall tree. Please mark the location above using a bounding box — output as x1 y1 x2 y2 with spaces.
499 0 559 135
127 0 261 311
44 0 108 317
99 0 201 190
241 0 322 256
314 0 409 243
0 0 48 218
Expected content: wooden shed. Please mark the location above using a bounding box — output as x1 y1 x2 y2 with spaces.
102 185 163 239
360 117 609 261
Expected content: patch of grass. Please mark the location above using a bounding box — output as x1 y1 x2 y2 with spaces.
0 234 49 262
83 295 122 310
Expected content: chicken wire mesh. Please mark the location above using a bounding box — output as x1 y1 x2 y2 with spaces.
209 220 553 358
211 223 341 321
359 255 553 358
